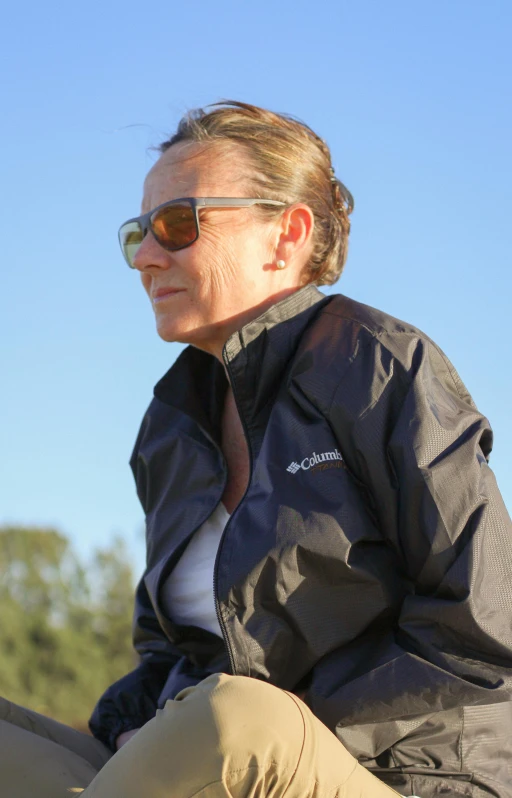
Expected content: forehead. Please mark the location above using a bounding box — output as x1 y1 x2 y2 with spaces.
141 141 250 213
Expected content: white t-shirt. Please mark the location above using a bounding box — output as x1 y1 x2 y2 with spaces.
161 502 230 637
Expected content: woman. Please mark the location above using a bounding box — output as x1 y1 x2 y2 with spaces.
2 101 512 798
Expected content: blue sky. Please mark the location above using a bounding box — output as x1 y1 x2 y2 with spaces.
2 0 510 573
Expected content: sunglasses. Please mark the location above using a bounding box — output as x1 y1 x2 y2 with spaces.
119 197 287 269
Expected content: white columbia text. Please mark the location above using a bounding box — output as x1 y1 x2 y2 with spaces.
286 449 343 473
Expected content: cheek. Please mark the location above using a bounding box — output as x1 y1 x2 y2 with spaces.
176 249 225 298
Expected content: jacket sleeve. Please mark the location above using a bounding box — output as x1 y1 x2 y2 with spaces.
308 333 512 740
88 573 182 751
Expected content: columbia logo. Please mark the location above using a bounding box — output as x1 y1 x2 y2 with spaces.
287 449 343 473
286 462 301 474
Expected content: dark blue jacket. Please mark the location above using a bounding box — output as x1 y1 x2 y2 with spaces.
90 286 512 797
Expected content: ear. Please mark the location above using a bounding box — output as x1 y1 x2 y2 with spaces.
274 203 315 267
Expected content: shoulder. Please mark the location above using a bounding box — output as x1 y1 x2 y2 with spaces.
314 292 433 354
293 292 475 412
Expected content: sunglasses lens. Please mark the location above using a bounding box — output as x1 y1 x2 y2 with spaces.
151 202 197 251
119 222 144 268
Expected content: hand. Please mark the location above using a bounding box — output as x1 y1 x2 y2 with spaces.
116 728 140 750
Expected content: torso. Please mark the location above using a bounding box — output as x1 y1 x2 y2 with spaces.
220 387 250 514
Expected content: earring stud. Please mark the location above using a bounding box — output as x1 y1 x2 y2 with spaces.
276 260 286 270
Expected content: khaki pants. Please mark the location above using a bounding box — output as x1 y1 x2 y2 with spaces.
0 673 406 797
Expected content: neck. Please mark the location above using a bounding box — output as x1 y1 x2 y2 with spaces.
195 287 303 364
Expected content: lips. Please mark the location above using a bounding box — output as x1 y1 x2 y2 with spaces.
151 287 185 302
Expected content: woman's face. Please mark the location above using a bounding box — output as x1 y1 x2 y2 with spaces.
132 142 304 358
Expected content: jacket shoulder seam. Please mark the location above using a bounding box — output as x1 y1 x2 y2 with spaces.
321 308 470 408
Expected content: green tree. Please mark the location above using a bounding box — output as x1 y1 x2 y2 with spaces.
0 526 136 728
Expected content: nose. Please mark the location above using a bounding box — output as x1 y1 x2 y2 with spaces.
131 231 171 272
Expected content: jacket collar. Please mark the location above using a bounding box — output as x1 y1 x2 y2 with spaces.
153 284 329 446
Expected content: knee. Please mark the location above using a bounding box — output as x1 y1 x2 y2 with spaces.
173 673 305 757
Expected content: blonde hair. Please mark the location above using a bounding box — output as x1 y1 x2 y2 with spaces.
157 101 354 285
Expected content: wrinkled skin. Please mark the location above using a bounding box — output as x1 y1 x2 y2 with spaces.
132 141 314 361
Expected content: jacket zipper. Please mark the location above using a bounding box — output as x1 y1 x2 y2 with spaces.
212 350 254 678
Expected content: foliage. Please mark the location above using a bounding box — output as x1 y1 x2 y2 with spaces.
0 525 137 729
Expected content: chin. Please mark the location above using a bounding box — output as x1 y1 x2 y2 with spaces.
153 308 191 344
155 322 188 344
155 317 201 346
155 314 223 354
